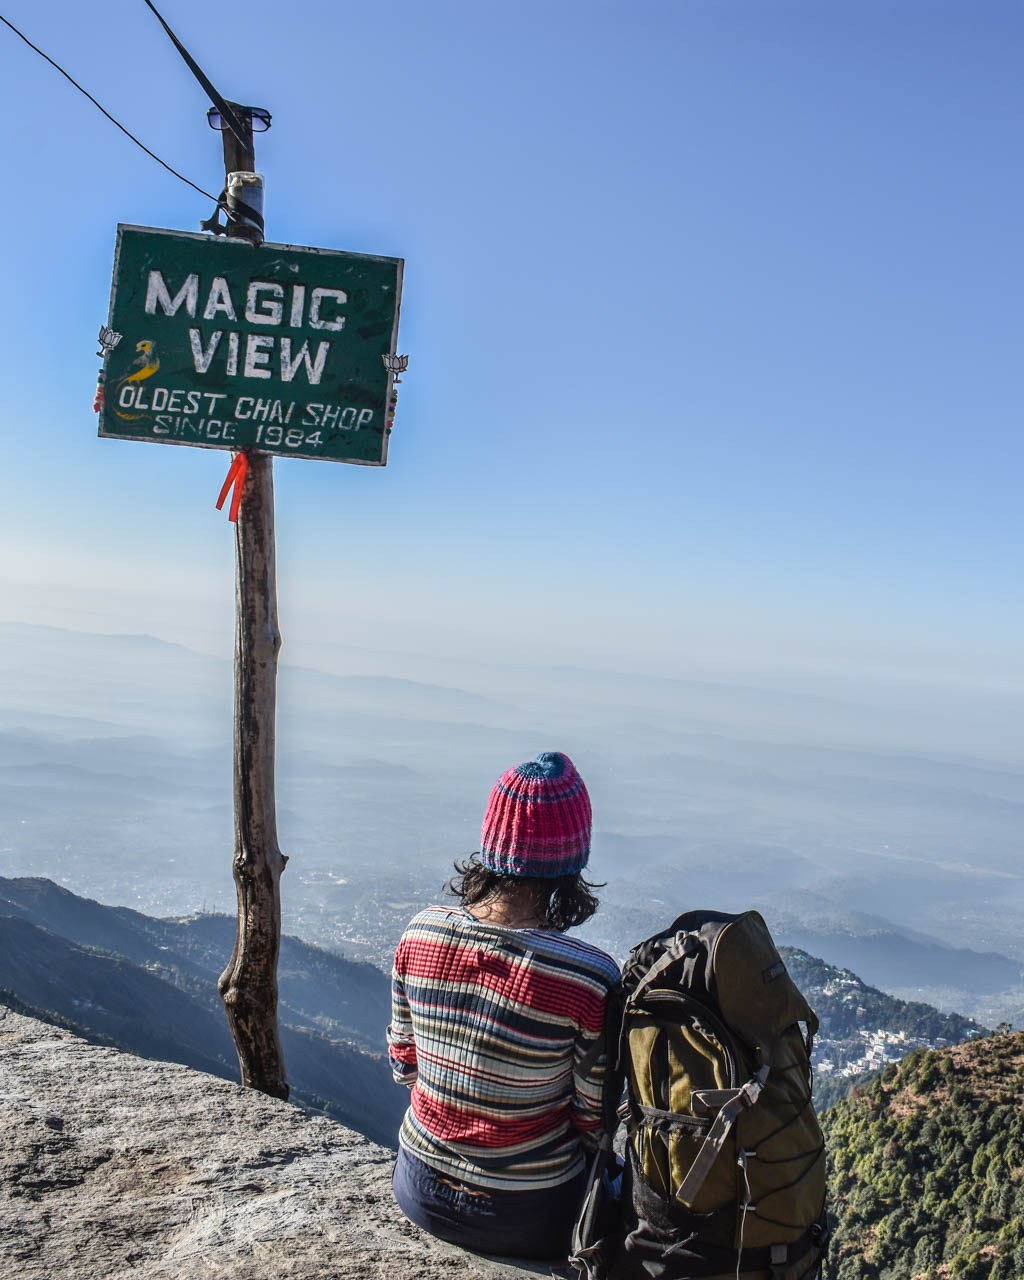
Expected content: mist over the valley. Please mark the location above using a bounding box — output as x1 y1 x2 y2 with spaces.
1 620 1021 1027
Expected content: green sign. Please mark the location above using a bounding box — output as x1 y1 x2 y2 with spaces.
99 225 403 465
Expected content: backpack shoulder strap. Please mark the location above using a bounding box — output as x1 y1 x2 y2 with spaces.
626 932 700 1006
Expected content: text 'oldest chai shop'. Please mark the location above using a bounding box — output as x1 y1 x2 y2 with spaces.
99 225 404 465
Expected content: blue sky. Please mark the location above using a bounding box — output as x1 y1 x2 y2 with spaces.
1 0 1021 694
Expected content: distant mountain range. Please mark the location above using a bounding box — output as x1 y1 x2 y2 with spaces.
0 876 405 1148
0 874 991 1150
588 838 1023 1021
3 620 1023 1034
773 915 1021 996
784 948 981 1042
781 947 986 1110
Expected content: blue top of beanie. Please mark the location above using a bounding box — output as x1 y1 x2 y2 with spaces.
516 751 568 780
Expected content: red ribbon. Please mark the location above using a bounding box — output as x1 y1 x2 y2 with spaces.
215 451 249 522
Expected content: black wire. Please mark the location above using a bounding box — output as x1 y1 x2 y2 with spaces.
140 0 249 151
0 12 229 212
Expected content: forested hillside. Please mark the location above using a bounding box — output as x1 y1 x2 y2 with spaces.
783 949 980 1041
822 1030 1024 1279
780 947 985 1110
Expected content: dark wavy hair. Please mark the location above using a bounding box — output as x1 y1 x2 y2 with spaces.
449 852 603 932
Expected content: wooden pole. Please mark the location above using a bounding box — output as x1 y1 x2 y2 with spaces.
216 105 289 1100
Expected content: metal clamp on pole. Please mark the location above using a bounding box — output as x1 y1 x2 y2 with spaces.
226 171 265 246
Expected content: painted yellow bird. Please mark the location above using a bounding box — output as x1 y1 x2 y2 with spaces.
115 339 160 420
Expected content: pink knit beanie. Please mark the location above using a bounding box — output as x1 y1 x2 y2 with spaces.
479 751 592 878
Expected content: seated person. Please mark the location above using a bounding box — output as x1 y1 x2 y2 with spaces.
388 751 619 1260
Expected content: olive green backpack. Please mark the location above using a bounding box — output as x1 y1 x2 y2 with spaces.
571 909 829 1280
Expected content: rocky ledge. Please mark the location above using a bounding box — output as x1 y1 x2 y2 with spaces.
0 1006 566 1279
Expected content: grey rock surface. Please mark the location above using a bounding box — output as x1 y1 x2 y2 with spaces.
0 1007 567 1279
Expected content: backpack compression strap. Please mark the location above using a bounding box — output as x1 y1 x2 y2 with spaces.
674 1066 770 1205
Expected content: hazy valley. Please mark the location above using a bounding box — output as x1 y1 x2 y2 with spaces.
1 621 1022 1032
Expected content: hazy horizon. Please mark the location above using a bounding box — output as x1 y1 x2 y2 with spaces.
2 618 1021 1029
2 0 1022 705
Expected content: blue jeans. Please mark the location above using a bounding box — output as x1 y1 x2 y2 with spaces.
392 1146 587 1261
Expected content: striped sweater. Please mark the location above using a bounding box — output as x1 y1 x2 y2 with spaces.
388 905 620 1190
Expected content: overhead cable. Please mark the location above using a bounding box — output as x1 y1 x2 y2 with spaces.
0 12 228 211
140 0 249 150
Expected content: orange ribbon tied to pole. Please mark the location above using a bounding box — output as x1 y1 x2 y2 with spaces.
216 451 249 522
